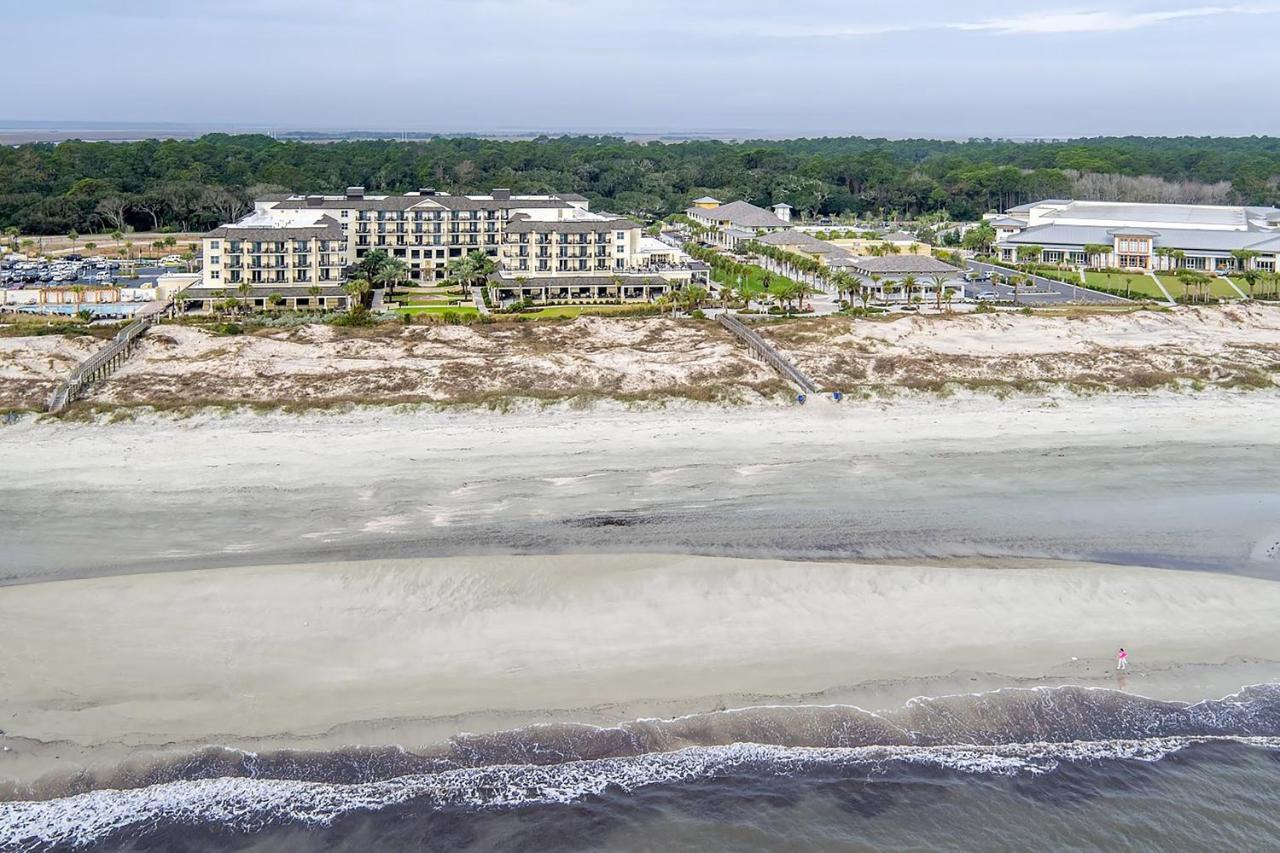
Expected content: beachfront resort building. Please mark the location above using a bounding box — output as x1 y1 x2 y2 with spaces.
684 197 793 248
990 199 1280 273
194 187 702 310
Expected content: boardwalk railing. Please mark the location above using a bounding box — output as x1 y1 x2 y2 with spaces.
718 312 820 394
46 313 158 413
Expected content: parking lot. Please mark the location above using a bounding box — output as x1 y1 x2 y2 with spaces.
964 260 1131 305
3 255 174 290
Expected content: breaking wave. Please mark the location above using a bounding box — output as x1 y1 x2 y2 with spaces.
5 684 1280 850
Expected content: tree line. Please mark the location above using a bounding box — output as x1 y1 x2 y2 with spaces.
3 133 1279 236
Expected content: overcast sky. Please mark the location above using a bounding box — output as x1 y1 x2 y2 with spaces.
6 0 1279 138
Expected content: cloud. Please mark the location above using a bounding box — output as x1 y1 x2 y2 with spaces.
758 3 1280 39
949 4 1280 35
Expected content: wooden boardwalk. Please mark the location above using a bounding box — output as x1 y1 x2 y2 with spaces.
717 313 820 394
46 308 164 413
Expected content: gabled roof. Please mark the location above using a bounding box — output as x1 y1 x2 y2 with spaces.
988 216 1027 227
848 255 961 276
881 231 918 243
687 199 790 229
692 196 721 203
751 230 855 262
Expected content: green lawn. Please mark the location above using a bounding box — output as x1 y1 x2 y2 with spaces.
518 304 657 319
711 263 800 296
1154 274 1243 300
393 305 480 317
1083 272 1169 299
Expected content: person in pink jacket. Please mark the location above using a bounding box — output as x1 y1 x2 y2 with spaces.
1116 648 1129 670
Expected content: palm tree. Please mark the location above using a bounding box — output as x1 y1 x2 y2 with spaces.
236 281 253 313
1230 249 1260 277
3 226 18 252
901 274 918 305
1241 268 1260 299
373 257 409 295
680 284 709 312
1083 243 1111 268
1009 275 1024 305
926 275 946 310
268 292 285 309
344 277 372 311
70 284 86 314
67 230 79 253
307 284 323 309
868 274 883 305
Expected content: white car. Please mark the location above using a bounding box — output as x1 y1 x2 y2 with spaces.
160 254 184 265
976 291 998 302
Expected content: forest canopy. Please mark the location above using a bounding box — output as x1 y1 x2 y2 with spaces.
3 134 1279 235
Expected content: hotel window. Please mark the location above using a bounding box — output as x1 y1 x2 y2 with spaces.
210 240 220 249
210 256 220 265
210 270 220 279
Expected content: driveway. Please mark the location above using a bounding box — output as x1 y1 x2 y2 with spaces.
965 260 1131 305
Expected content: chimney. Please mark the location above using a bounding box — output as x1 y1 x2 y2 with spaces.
305 195 324 207
492 188 511 201
345 186 365 199
418 187 437 196
772 203 792 223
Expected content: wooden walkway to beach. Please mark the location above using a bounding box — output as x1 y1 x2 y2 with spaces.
718 312 820 394
46 305 167 413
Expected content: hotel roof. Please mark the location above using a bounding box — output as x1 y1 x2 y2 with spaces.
205 213 344 241
1001 222 1280 253
846 255 961 276
505 214 640 233
686 199 791 229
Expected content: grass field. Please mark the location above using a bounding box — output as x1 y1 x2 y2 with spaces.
518 304 656 319
711 264 800 296
1084 272 1169 300
393 305 480 317
1155 274 1243 300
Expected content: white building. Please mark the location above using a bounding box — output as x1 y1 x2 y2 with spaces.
990 199 1280 273
199 188 701 308
684 197 794 248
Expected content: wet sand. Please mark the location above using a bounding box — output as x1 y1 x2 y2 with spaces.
3 392 1280 794
3 553 1280 791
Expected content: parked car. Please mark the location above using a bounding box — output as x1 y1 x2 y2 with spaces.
976 291 998 302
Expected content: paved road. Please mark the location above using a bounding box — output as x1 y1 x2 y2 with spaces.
965 260 1131 305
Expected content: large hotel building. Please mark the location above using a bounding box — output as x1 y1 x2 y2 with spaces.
991 199 1280 273
194 187 701 310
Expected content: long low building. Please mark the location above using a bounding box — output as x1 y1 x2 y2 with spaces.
195 187 700 310
992 199 1280 273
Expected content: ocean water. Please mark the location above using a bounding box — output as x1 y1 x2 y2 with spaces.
5 685 1280 851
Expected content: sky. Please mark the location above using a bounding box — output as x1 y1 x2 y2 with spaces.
5 0 1280 138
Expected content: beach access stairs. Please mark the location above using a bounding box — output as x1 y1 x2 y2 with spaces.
46 306 165 413
717 312 820 394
